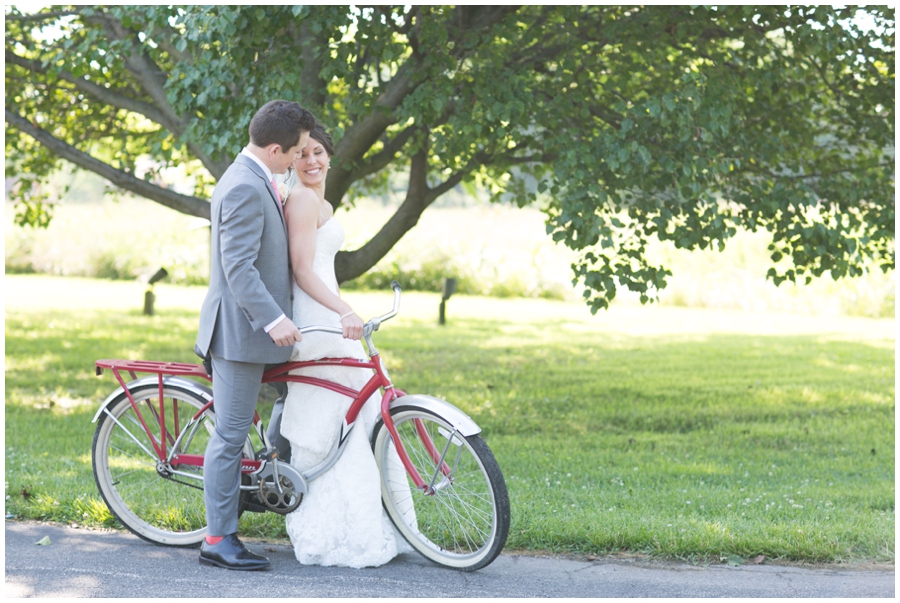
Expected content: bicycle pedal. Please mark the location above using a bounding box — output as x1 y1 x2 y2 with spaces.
255 448 278 462
240 497 270 514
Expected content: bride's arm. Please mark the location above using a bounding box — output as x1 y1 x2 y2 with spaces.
285 188 364 340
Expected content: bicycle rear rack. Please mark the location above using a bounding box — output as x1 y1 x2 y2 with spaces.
95 359 210 381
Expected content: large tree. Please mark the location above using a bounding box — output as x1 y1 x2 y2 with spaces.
6 5 894 311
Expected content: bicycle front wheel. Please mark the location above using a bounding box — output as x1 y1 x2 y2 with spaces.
372 406 510 571
91 382 213 547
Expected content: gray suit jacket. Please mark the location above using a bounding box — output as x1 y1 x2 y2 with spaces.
195 154 295 365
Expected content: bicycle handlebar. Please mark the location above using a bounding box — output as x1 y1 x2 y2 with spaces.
297 280 402 338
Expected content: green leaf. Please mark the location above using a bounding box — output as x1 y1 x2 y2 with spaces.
662 93 676 112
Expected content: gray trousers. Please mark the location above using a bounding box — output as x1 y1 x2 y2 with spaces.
204 355 267 537
204 355 292 536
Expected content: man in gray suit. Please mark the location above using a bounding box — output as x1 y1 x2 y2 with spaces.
194 100 316 571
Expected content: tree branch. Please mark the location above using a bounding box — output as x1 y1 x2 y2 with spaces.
5 9 79 23
452 5 521 35
332 4 521 199
335 150 435 282
82 12 171 116
343 125 420 185
335 146 494 282
738 162 893 182
334 62 417 162
426 166 468 201
293 19 327 110
80 10 229 179
6 50 178 131
6 109 211 219
807 56 844 103
327 62 418 203
150 23 193 64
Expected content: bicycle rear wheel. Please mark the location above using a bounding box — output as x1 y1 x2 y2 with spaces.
92 382 214 546
372 406 510 571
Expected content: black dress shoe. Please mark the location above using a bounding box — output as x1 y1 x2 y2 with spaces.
199 533 270 571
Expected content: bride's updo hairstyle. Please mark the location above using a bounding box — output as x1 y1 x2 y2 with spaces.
309 123 335 157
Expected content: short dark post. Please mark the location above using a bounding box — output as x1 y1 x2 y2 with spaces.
143 267 169 316
439 277 457 325
143 289 155 316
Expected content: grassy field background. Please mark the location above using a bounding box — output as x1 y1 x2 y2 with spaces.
5 273 894 565
4 187 895 565
6 195 895 317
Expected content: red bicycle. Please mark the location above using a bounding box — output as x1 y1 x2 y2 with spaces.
91 282 509 571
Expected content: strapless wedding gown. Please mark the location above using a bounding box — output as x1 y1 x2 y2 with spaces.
280 218 409 568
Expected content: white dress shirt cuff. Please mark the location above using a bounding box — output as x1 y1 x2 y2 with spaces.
264 314 287 333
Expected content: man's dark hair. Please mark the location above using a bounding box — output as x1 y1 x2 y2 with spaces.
248 100 317 151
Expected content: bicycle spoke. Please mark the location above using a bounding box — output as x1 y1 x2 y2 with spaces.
440 494 490 548
93 384 214 545
375 407 509 569
103 410 159 460
107 444 156 471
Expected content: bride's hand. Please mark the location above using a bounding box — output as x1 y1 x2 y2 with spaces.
339 311 365 340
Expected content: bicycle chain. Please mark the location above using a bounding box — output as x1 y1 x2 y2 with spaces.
158 461 302 512
159 469 301 514
163 474 204 491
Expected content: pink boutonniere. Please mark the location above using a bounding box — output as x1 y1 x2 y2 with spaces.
276 181 290 205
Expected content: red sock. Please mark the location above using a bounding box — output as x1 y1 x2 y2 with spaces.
205 535 224 545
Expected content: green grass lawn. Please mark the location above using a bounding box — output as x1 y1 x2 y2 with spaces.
5 275 894 565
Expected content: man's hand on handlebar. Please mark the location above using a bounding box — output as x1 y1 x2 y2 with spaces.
268 317 303 346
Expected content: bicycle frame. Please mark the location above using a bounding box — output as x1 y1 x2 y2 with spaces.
91 281 508 569
94 350 451 495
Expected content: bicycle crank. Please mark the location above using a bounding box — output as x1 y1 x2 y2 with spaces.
256 461 307 515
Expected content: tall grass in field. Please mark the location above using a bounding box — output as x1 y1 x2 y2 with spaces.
5 197 211 285
5 194 894 317
5 275 894 564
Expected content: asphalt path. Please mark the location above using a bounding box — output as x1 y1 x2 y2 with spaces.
5 521 894 598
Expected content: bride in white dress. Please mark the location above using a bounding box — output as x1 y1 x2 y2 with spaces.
277 124 408 568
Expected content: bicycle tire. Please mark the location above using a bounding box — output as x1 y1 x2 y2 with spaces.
372 405 510 571
92 382 215 547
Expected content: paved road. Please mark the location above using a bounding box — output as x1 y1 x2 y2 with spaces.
5 521 894 598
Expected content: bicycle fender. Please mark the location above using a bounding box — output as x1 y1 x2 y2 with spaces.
390 394 482 437
91 376 213 423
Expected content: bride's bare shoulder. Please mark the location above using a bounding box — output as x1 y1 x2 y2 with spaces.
286 182 317 204
287 184 322 216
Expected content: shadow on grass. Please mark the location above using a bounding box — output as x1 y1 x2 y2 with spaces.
378 318 894 437
5 307 894 561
